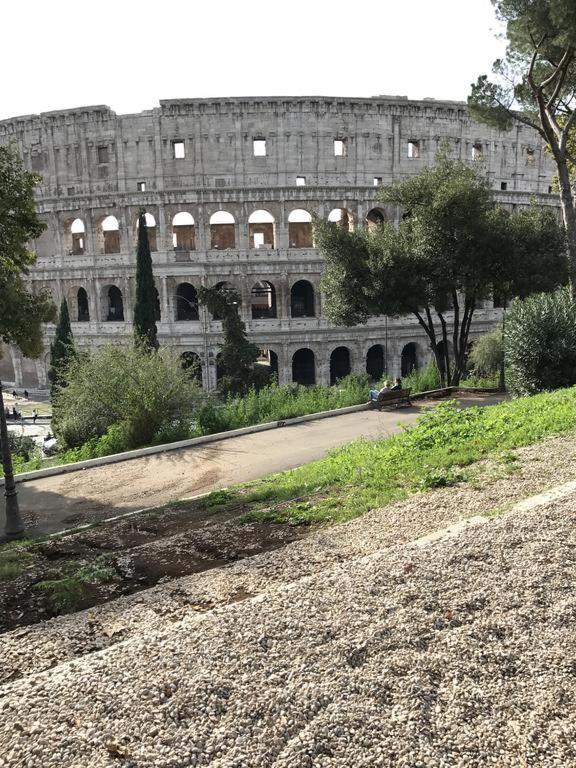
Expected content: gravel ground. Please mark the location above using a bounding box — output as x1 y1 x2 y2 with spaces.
3 431 576 687
2 488 576 765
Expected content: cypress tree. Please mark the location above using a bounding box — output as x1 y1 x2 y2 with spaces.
48 298 75 399
133 210 159 350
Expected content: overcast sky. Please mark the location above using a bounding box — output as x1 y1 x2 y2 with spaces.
1 0 507 120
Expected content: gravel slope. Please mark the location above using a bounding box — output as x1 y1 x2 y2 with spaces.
2 493 576 767
3 431 576 687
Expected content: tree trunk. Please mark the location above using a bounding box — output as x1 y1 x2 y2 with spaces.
0 382 24 538
556 158 576 295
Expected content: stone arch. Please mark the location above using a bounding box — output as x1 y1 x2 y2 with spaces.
99 215 120 254
210 210 236 249
288 209 313 248
175 282 199 321
181 351 202 383
248 209 275 249
257 348 279 381
251 280 277 319
328 208 355 232
135 211 157 252
292 348 316 386
330 346 351 384
401 342 419 377
69 217 85 255
77 287 90 322
290 280 315 318
366 344 385 381
101 284 124 321
366 207 386 231
211 280 239 320
172 211 195 251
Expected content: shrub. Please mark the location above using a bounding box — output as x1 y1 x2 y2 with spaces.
7 434 36 461
53 344 204 450
505 287 576 396
469 328 503 376
401 362 441 393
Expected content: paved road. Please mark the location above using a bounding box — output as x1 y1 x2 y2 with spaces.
9 395 503 535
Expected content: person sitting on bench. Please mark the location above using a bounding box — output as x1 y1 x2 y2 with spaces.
368 381 391 403
390 377 402 391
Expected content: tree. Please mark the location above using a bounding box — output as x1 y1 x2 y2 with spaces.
198 284 267 397
469 0 576 287
315 152 567 386
48 298 75 400
0 143 55 537
133 210 158 350
469 328 504 376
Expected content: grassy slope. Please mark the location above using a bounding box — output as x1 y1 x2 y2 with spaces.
202 387 576 525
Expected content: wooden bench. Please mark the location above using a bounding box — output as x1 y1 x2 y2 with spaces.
371 388 412 410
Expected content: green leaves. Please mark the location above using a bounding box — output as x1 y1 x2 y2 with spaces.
133 211 158 350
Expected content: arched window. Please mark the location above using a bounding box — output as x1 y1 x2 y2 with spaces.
257 348 278 381
77 288 90 322
175 282 199 321
248 209 275 249
290 280 315 318
136 212 157 252
172 212 195 251
70 218 85 255
401 343 418 377
251 281 276 319
328 208 354 232
211 281 238 320
366 208 386 231
210 211 236 249
288 209 313 248
292 348 316 386
105 285 124 321
330 347 351 384
181 351 202 383
101 215 120 254
366 344 384 381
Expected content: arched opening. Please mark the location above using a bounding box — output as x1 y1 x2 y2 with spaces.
77 288 90 322
366 208 386 231
105 285 124 321
290 280 315 318
328 208 354 232
248 209 275 249
136 212 157 252
154 287 161 322
216 352 224 384
292 348 316 386
401 343 418 377
288 209 313 248
366 344 385 381
101 215 120 254
257 349 279 381
181 351 202 383
172 212 195 251
435 340 451 378
70 218 85 255
175 282 199 321
212 281 237 320
210 211 236 249
251 281 276 319
330 347 351 384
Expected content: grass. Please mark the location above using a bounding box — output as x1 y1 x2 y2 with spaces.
0 540 36 581
193 386 576 526
33 554 117 611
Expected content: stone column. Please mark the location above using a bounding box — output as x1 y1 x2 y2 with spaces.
160 276 170 324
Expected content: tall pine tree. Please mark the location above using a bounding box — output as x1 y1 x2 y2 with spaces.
48 298 75 399
133 210 159 350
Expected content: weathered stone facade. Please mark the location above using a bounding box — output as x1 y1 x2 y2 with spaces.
0 96 559 389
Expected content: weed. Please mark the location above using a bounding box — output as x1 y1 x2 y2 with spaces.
33 554 116 611
0 541 36 582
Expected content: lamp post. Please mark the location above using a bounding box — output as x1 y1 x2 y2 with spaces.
0 381 24 538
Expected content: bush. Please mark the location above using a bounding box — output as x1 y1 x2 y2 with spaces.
505 288 576 396
7 434 36 461
401 362 441 393
53 344 203 450
469 328 503 376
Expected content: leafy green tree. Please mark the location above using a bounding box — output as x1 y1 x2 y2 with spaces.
48 298 75 399
469 328 503 376
505 287 576 395
469 0 576 287
315 152 567 385
198 284 267 397
0 142 55 537
53 344 202 450
133 210 158 350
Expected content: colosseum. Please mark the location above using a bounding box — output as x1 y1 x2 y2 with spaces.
0 96 559 390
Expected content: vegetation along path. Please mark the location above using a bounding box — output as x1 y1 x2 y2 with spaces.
11 394 502 535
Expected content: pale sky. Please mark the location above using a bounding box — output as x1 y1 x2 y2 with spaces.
1 0 506 120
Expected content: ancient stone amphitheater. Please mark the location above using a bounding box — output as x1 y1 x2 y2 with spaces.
0 96 558 389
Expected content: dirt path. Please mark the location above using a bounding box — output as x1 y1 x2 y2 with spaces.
11 395 503 535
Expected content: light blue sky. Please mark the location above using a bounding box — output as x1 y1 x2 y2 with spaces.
2 0 507 119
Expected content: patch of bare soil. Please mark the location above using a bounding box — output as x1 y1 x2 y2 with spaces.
0 499 311 633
